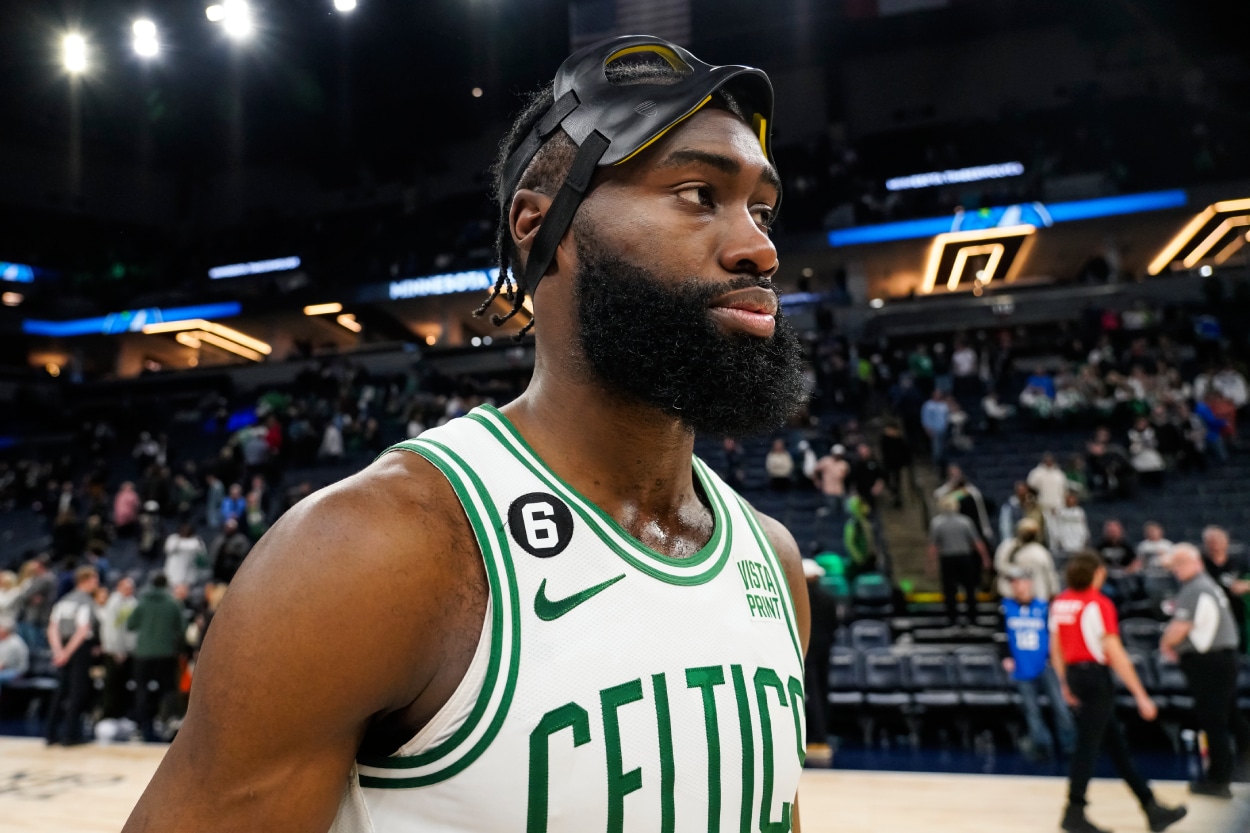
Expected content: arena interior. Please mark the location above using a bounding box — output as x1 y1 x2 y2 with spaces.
1 1 1249 831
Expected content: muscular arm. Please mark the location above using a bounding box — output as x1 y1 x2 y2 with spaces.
1160 620 1193 654
123 453 483 833
752 510 810 833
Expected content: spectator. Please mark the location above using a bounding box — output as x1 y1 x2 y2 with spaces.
999 481 1041 545
15 558 55 650
1000 567 1075 761
811 444 849 519
1202 526 1249 652
721 438 745 491
994 518 1061 601
113 481 141 535
764 439 794 491
878 422 914 507
1027 452 1068 516
1086 429 1137 499
219 484 247 525
933 464 993 544
45 566 100 746
981 391 1013 433
204 474 225 532
927 496 989 626
849 442 885 510
1160 544 1250 799
0 615 29 685
803 558 837 767
951 340 980 400
1050 553 1186 833
1050 492 1091 558
1136 523 1174 569
1094 520 1138 573
244 492 269 540
210 518 252 584
920 389 951 473
1195 393 1229 463
128 574 187 743
138 500 164 562
164 522 207 591
1128 417 1166 486
319 421 345 460
0 571 20 620
842 496 878 579
1212 363 1249 410
98 576 137 720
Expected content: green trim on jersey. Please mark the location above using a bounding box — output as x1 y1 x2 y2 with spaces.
736 497 804 672
467 406 733 586
356 438 522 788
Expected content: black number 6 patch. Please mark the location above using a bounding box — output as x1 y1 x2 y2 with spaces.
507 492 575 557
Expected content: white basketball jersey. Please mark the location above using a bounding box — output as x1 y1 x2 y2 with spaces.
330 404 805 833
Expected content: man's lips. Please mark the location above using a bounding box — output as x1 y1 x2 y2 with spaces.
707 286 778 337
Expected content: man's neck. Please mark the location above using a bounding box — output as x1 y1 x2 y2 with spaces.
502 374 706 538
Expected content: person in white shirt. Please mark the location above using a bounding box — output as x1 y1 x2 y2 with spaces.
994 518 1060 601
0 615 29 685
164 523 207 591
99 577 138 718
1027 452 1068 515
1136 522 1174 569
765 438 795 490
1213 364 1249 409
1049 491 1091 556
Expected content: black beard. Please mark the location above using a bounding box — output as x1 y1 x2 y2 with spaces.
573 233 806 438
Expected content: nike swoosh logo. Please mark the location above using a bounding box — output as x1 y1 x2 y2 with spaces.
534 574 626 621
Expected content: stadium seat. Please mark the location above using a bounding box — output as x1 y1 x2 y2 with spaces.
861 648 912 707
850 619 892 651
907 652 962 708
826 646 865 707
952 648 1012 707
1115 650 1156 710
1120 618 1164 653
1152 651 1194 712
850 573 894 618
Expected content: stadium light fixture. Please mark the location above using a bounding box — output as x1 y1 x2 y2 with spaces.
132 20 159 58
303 302 343 316
63 33 88 74
142 318 271 356
1 292 22 307
336 313 362 333
334 0 358 11
193 330 263 361
206 0 253 40
471 87 483 98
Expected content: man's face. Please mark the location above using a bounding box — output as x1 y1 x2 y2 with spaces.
568 109 804 437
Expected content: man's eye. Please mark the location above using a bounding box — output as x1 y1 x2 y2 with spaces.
676 186 713 207
753 206 777 229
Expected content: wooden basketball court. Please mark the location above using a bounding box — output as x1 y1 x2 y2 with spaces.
0 736 1238 832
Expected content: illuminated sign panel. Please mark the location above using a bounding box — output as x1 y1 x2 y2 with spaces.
885 162 1024 192
0 262 36 283
920 225 1036 294
22 302 242 337
388 268 498 300
1148 198 1250 274
208 256 301 279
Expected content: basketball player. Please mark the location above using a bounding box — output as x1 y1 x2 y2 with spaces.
123 36 811 833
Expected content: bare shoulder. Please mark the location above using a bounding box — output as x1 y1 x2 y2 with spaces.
122 448 485 833
747 505 810 649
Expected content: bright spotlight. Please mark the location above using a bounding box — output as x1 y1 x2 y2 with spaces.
208 0 252 39
133 19 159 58
63 33 87 74
471 87 483 98
334 0 358 11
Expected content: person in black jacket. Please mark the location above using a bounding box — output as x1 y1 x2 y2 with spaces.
803 558 838 766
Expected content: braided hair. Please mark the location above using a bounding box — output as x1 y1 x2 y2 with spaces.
479 55 747 338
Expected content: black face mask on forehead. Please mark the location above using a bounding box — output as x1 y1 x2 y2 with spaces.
572 225 806 438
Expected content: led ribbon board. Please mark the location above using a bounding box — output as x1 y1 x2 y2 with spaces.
920 225 1036 294
1147 198 1250 274
386 268 499 300
886 162 1024 192
23 302 243 337
208 256 301 279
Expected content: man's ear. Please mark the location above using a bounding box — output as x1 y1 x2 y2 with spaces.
509 189 552 274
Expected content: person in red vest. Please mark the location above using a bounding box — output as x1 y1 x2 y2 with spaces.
1049 551 1187 833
